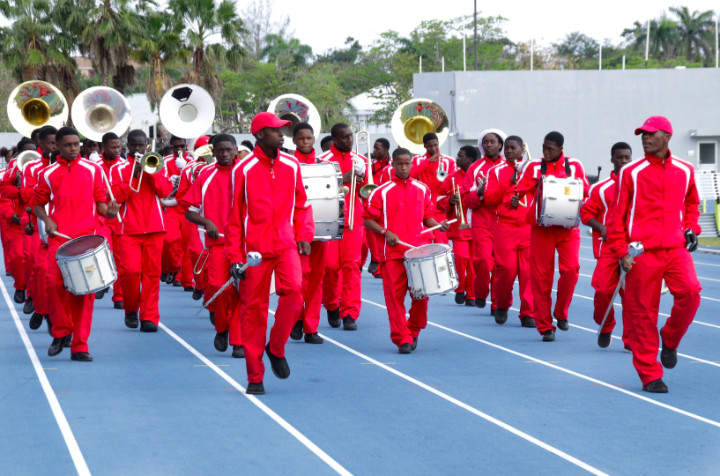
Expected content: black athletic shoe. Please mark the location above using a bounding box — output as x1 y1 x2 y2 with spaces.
164 272 176 284
172 280 182 287
623 344 632 353
643 378 668 393
113 300 124 309
71 352 93 362
520 316 536 328
13 289 25 304
209 312 215 326
23 297 34 315
542 330 555 342
62 334 72 348
476 298 486 309
454 292 466 305
184 286 195 292
290 319 303 341
660 327 677 369
304 333 324 344
140 320 158 332
465 299 476 307
232 345 245 358
494 309 508 325
598 332 612 348
265 345 290 379
214 330 229 352
411 336 418 351
556 319 569 331
398 343 412 354
48 336 67 356
125 312 139 329
160 272 168 282
327 308 341 328
192 289 203 301
368 261 379 274
246 382 265 395
29 312 44 330
342 316 357 331
95 288 107 300
45 315 52 335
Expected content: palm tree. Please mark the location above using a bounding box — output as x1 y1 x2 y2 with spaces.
670 6 715 65
168 0 247 97
622 16 681 62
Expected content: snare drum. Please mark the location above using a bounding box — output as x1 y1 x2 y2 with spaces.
404 243 458 300
56 235 117 295
536 176 583 228
301 162 345 241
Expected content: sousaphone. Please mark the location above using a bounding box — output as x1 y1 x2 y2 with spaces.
391 98 450 155
7 81 69 138
159 84 215 139
71 86 132 142
267 94 321 150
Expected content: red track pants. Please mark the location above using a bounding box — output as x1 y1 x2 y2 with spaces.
46 239 95 353
530 226 580 334
188 225 204 291
452 239 475 299
162 210 192 286
6 225 26 290
97 223 123 302
493 222 533 318
118 233 164 324
207 245 242 345
323 226 363 319
382 259 428 347
0 218 9 272
299 241 327 334
241 247 303 384
623 248 701 385
591 253 626 339
471 224 496 307
30 235 49 315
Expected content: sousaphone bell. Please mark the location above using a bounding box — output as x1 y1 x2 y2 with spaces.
71 86 132 142
267 94 321 150
391 98 449 155
7 81 69 138
159 84 215 139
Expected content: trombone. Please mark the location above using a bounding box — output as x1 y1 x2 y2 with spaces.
357 131 378 199
129 147 164 193
347 131 369 231
452 177 470 230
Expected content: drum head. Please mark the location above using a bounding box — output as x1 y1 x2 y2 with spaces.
57 235 106 258
404 243 450 259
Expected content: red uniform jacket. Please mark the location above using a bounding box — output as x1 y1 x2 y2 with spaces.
225 147 314 263
580 171 618 259
436 169 472 240
372 155 391 184
484 161 530 227
99 154 125 232
294 149 317 165
180 160 238 248
33 156 107 238
461 156 504 229
364 176 434 260
110 160 174 235
608 151 700 258
411 153 456 217
318 145 367 230
0 158 20 200
22 157 50 205
516 154 590 227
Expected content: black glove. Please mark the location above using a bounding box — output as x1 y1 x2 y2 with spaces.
230 262 246 281
684 229 698 252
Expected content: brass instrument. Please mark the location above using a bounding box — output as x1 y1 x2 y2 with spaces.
16 150 42 173
436 155 448 182
391 98 449 155
7 81 69 138
129 150 164 193
71 86 131 142
347 160 357 231
357 131 378 199
267 94 322 150
159 84 215 139
452 177 470 230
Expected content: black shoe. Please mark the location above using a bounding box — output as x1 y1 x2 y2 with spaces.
45 315 52 335
209 312 215 326
490 309 496 317
184 286 195 292
542 330 555 342
643 378 668 393
140 320 158 332
304 333 324 344
368 261 379 274
265 345 290 379
476 298 486 309
411 336 418 351
172 280 182 287
373 273 382 279
556 319 569 331
598 332 612 348
660 327 677 369
125 312 139 329
327 308 341 328
454 292 466 305
95 288 107 300
342 316 357 331
29 312 44 330
13 289 25 304
398 343 412 354
48 337 66 356
160 272 168 282
214 330 229 352
494 309 508 325
232 345 245 358
623 344 632 353
113 300 124 309
71 352 93 362
62 334 72 348
246 382 265 395
23 297 34 315
520 316 536 328
290 319 304 341
192 289 203 301
164 272 176 284
465 299 476 307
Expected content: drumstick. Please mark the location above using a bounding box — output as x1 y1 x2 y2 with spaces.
100 168 122 224
420 219 457 234
396 240 418 249
198 228 225 238
52 231 72 240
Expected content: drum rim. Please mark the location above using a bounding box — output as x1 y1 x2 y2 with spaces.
403 242 451 259
56 234 108 260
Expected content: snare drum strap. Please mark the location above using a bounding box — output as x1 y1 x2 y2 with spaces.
540 158 572 178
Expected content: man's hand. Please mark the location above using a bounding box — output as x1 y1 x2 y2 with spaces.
437 220 450 232
449 192 460 206
230 262 246 281
599 224 607 242
133 161 143 178
428 153 440 163
385 230 399 246
204 220 219 239
107 200 120 220
685 229 698 252
476 178 485 197
510 193 520 209
298 240 311 255
170 174 181 187
45 218 58 237
24 222 34 236
11 213 21 225
620 254 634 272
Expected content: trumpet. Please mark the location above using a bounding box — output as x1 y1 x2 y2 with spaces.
452 177 470 230
436 155 448 181
357 131 378 199
129 148 164 193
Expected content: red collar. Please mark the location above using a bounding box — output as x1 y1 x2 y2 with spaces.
330 144 352 158
294 149 316 163
645 150 672 165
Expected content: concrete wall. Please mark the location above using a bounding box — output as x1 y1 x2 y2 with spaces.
414 69 720 179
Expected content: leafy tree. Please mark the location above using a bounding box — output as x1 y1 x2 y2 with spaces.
670 6 715 65
553 32 599 69
239 0 289 61
261 34 313 68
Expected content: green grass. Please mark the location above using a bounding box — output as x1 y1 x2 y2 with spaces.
699 236 720 248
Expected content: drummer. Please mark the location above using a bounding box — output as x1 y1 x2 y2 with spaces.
364 148 449 353
33 127 119 361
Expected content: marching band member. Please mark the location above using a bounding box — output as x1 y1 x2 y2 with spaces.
363 138 391 278
319 123 366 331
182 134 244 357
437 145 477 306
579 142 632 348
364 148 449 353
461 129 506 314
161 136 192 287
609 116 701 393
289 122 326 344
225 112 313 395
34 127 119 361
110 129 174 332
411 132 456 245
484 136 535 327
516 131 589 341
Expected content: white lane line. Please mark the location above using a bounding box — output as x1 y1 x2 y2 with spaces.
0 279 91 476
361 298 720 429
578 258 720 283
318 333 608 476
158 322 351 476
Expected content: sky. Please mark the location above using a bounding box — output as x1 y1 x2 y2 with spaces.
265 0 720 54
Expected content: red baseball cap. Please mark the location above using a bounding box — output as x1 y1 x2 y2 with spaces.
634 116 673 135
194 135 210 147
251 112 291 135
